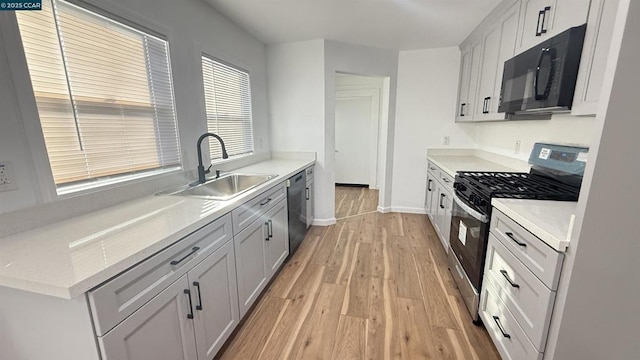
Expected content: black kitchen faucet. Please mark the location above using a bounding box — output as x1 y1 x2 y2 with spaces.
196 133 228 184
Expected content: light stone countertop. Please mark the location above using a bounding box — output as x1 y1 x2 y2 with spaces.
428 155 522 177
0 158 314 299
492 198 577 252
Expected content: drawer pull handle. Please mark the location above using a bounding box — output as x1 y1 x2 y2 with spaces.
184 289 194 319
500 270 520 288
260 198 272 206
440 193 446 209
170 247 200 266
268 219 273 239
265 221 270 241
193 281 203 311
492 316 511 339
505 232 527 247
306 187 310 200
427 179 433 191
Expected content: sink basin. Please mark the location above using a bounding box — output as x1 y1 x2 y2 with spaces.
157 173 278 201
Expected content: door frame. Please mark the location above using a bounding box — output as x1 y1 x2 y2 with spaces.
334 88 381 189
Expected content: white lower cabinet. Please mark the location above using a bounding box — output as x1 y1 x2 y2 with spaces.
99 275 198 360
480 282 543 360
94 183 290 360
234 213 269 318
305 166 315 227
482 208 564 359
425 161 454 253
99 240 240 360
265 200 289 277
190 240 239 360
235 198 288 318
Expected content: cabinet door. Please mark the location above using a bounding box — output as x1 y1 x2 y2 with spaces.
475 2 520 120
572 0 620 115
306 179 314 228
456 45 472 121
433 182 446 238
442 188 453 253
466 41 483 121
234 218 268 318
265 200 289 278
99 275 197 360
188 240 240 360
517 0 589 54
474 23 502 120
425 171 435 217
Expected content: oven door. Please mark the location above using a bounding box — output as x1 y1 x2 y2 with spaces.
449 194 490 291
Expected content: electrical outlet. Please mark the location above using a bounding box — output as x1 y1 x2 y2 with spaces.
514 140 521 154
443 136 450 146
0 161 18 192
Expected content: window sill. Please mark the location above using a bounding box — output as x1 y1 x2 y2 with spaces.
56 166 183 199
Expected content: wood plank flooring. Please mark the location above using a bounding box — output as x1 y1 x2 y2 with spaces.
335 186 379 219
218 212 500 360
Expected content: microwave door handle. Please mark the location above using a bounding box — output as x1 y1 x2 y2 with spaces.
534 48 551 101
453 193 489 223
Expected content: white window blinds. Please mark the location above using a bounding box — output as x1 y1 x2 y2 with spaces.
201 56 254 161
16 0 180 190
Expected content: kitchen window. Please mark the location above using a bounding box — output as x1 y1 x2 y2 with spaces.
16 0 181 194
201 56 254 161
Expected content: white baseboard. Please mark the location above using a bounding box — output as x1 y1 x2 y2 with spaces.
390 206 427 214
312 218 336 226
377 206 391 213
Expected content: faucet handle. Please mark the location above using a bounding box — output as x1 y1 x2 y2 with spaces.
204 164 212 175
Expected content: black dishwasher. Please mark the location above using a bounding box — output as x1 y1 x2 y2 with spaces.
286 171 308 259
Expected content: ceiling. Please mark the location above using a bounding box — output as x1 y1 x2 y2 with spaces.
204 0 503 50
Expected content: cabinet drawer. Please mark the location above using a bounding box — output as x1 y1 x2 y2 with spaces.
89 214 232 336
440 171 454 189
490 210 564 289
480 282 543 360
305 166 314 183
427 161 440 178
484 235 556 351
232 183 286 235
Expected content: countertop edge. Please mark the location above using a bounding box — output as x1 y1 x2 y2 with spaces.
0 158 315 299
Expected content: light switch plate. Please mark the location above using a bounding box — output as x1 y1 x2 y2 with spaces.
0 161 18 192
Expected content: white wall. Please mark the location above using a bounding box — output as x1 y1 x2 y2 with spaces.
267 40 330 223
324 40 399 214
0 0 270 218
268 39 398 223
545 1 640 358
474 114 598 161
390 47 476 212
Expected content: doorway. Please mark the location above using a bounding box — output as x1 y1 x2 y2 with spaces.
334 73 383 218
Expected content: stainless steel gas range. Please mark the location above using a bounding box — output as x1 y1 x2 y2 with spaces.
448 143 588 324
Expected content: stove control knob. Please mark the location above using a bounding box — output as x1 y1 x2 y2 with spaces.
455 183 467 192
469 194 476 203
478 198 487 207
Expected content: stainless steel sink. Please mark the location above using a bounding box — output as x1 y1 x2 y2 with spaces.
157 173 278 201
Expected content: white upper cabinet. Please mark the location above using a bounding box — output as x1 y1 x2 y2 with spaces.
456 45 473 121
456 40 483 122
473 2 520 121
455 0 598 122
572 0 620 115
515 0 590 54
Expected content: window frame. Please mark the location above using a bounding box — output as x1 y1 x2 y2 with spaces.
200 52 255 164
3 0 184 200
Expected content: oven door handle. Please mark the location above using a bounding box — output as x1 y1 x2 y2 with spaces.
453 194 489 223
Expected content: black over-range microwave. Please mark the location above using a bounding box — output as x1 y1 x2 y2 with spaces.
498 24 587 115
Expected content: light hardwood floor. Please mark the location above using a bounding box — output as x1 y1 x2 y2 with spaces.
335 186 379 219
217 211 500 360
